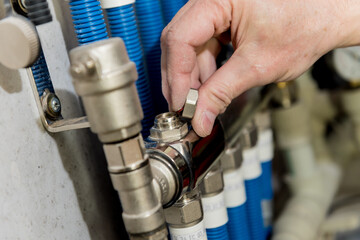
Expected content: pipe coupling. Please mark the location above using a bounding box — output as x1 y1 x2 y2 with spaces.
165 189 204 228
70 38 143 143
255 110 272 132
240 120 258 149
111 163 166 236
199 162 224 197
221 141 243 171
104 134 147 173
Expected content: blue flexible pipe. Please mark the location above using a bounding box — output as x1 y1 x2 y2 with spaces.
32 51 54 96
227 204 250 240
245 176 265 240
160 0 184 25
69 0 108 45
135 0 168 114
206 225 229 240
106 4 155 138
261 160 273 237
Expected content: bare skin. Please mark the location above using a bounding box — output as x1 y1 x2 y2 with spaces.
161 0 360 137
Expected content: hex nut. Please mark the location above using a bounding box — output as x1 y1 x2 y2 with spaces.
103 135 146 173
221 142 243 171
199 164 224 196
240 120 258 149
182 89 198 120
164 198 203 226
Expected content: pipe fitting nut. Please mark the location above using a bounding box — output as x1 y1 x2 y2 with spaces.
149 112 188 143
182 89 198 120
221 142 243 171
199 163 224 197
240 120 258 149
165 191 203 227
103 135 146 173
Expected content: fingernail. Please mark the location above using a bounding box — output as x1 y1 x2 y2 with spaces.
201 110 216 136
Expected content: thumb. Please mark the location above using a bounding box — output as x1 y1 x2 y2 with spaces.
192 55 260 137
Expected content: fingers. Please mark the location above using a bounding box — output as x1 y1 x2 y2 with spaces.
197 38 222 83
192 54 261 137
161 0 232 111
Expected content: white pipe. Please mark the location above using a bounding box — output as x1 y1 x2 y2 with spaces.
202 192 228 229
100 0 135 9
273 162 341 240
169 220 208 240
272 99 341 240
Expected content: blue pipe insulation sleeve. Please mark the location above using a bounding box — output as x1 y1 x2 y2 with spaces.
135 0 168 114
106 5 155 138
245 176 265 240
160 0 185 25
223 168 251 240
261 160 273 237
32 51 54 96
227 204 250 240
69 0 108 45
206 224 229 240
202 192 230 240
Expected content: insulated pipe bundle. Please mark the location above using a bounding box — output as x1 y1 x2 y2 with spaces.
221 142 251 240
200 163 229 240
135 0 168 114
24 0 54 96
102 0 155 138
68 0 109 45
241 121 265 240
160 0 185 25
255 110 275 237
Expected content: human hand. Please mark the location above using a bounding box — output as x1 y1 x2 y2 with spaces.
161 0 360 137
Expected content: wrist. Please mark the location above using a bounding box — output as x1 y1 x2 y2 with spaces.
334 0 360 48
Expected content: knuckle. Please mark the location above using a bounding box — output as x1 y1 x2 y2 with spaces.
206 81 233 113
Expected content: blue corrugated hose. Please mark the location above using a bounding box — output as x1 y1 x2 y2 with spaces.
161 0 185 25
206 224 229 240
69 0 108 45
32 51 54 96
261 160 273 237
135 0 168 114
227 204 250 240
245 176 265 240
106 4 155 138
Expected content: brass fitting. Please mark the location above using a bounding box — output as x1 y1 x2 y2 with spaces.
149 112 188 143
221 141 243 171
70 38 166 239
103 135 147 173
70 38 143 143
182 88 198 120
165 189 204 228
199 162 224 197
240 120 258 149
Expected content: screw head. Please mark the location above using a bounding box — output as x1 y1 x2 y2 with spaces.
41 89 62 119
49 96 61 113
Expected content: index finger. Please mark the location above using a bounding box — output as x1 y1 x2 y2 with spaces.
161 0 232 111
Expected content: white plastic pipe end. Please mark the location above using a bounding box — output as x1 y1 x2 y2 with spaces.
100 0 135 9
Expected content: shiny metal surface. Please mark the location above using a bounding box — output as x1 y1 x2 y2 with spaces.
221 140 243 171
149 112 189 143
240 120 258 149
199 162 224 197
70 38 143 143
164 189 204 228
182 88 198 120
